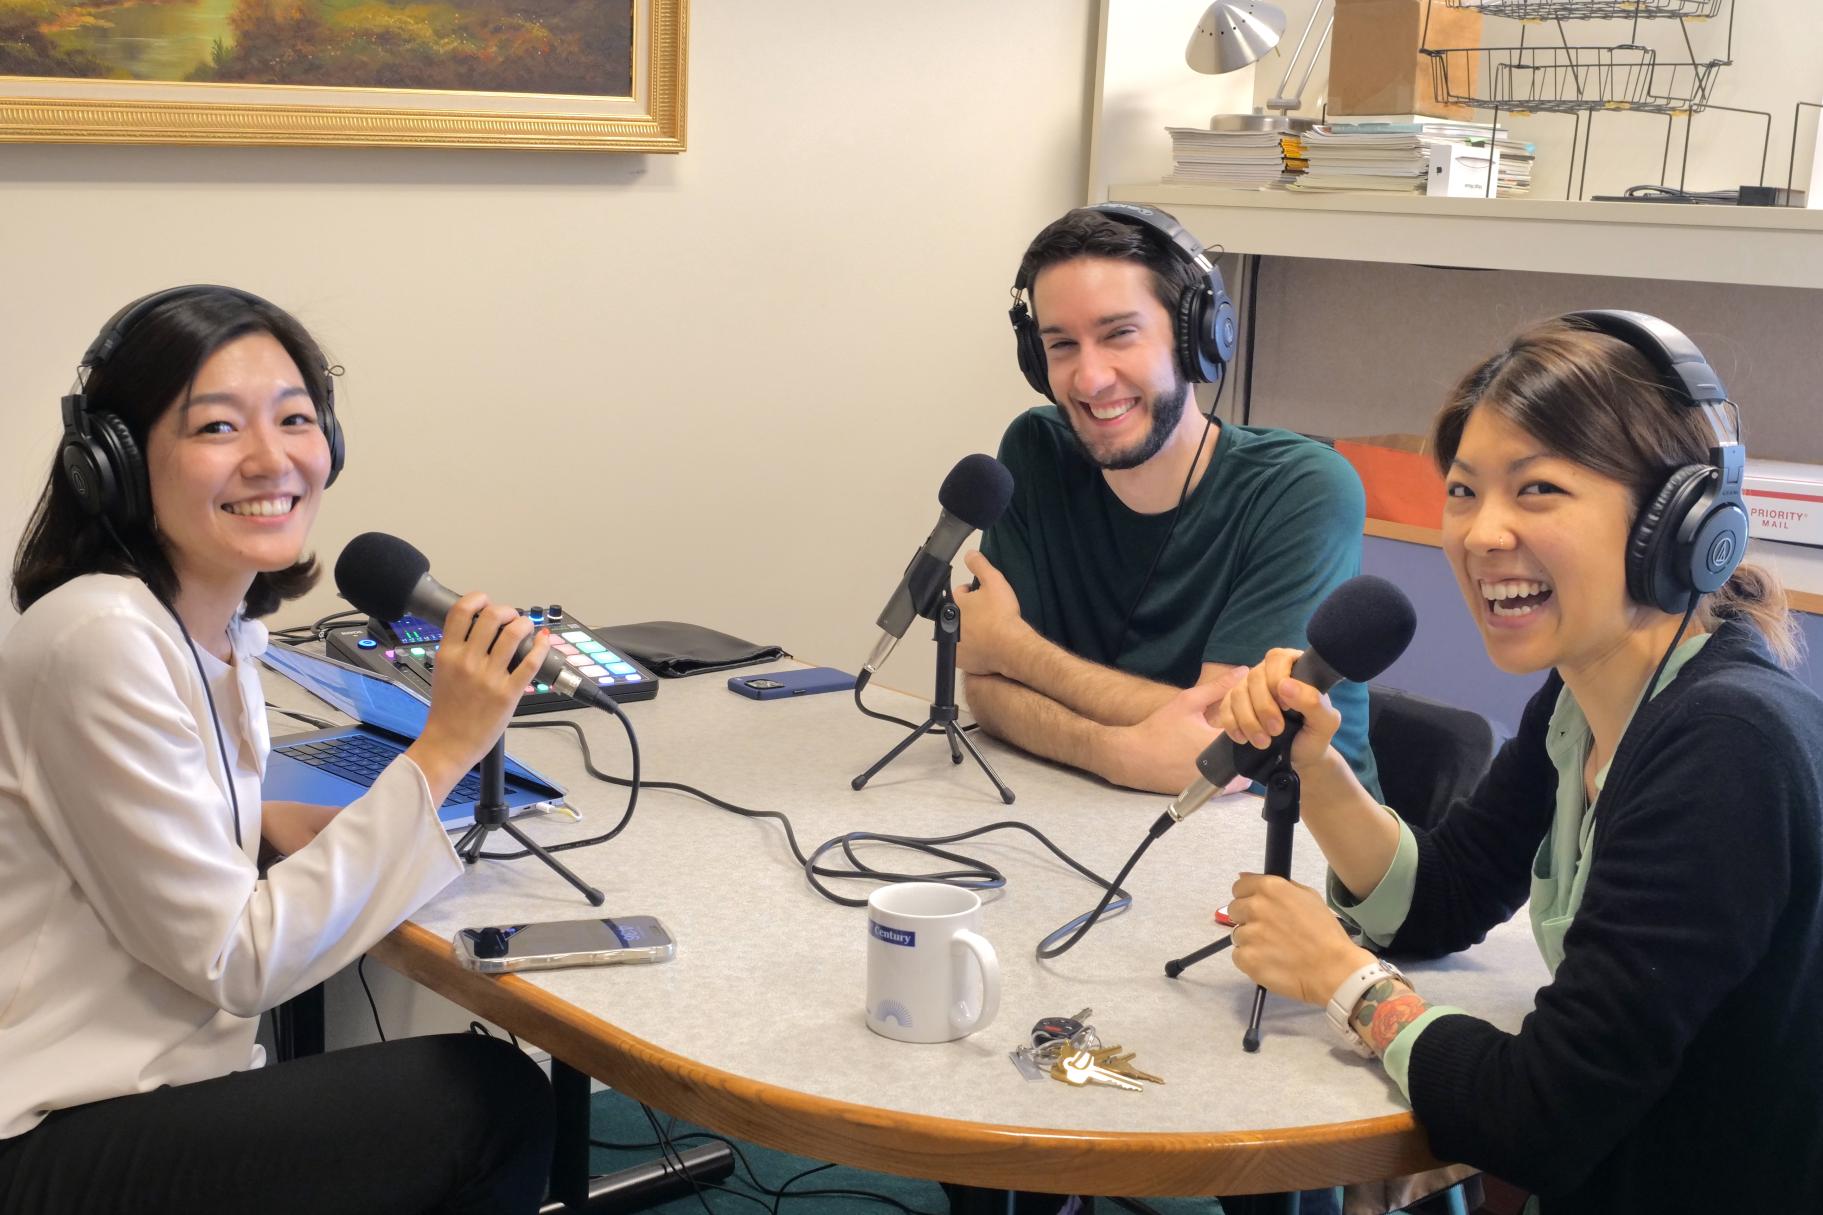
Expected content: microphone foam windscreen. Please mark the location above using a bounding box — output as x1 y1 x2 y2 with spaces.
333 532 429 621
938 454 1015 530
1305 575 1417 684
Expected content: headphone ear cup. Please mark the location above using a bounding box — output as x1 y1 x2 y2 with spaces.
60 430 116 521
320 402 346 487
59 410 146 527
1174 284 1236 385
1010 302 1055 402
1207 295 1238 367
1686 493 1747 597
1627 464 1712 613
92 412 149 530
1175 288 1207 384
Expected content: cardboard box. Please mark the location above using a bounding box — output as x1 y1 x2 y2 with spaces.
1334 433 1445 530
1745 459 1823 549
1330 0 1482 121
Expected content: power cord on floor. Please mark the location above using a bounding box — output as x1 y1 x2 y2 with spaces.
589 1106 939 1215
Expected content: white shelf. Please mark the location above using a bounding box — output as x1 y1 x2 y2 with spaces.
1108 184 1823 289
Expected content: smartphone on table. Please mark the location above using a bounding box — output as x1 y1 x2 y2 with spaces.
727 667 857 700
453 916 677 973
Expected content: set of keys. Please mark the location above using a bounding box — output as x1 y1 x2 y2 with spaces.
1008 1008 1165 1091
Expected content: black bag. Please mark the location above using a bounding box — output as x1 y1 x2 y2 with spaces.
590 620 789 678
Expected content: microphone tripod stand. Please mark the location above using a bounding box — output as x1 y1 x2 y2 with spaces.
1162 715 1303 1052
455 735 604 906
852 586 1015 804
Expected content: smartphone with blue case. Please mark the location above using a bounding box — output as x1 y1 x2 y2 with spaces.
728 667 857 700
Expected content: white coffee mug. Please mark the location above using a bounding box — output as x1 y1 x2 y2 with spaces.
865 882 1000 1043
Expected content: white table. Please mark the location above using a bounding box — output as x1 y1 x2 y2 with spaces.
269 662 1549 1197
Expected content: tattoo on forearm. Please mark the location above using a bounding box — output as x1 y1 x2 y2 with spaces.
1350 978 1432 1057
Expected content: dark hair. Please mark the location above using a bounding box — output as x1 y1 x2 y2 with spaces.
13 288 335 619
1015 207 1197 324
1432 317 1801 667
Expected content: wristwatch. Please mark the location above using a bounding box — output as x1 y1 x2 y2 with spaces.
1325 958 1409 1058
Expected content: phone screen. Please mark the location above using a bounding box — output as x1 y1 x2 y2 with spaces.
460 917 672 961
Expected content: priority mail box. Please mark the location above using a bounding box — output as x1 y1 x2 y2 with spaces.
1745 460 1823 549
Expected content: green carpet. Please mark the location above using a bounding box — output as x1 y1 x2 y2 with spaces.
586 1086 1241 1214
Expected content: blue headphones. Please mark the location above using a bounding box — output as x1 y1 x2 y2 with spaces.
1565 310 1748 614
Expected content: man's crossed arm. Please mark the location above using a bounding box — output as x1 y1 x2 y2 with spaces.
953 551 1244 794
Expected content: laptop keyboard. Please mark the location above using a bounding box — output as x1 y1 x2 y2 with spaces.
276 734 483 809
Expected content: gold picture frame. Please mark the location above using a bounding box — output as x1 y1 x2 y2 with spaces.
0 0 686 151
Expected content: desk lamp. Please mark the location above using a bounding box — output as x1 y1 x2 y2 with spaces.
1187 0 1329 134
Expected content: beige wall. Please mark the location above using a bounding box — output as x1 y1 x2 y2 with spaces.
0 2 1098 698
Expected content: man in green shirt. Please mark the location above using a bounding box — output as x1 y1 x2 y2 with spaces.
956 205 1380 799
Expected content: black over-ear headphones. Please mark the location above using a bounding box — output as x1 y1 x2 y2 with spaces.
60 284 346 529
1008 202 1238 402
1564 309 1748 614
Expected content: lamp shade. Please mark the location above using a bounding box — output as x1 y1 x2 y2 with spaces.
1185 0 1287 75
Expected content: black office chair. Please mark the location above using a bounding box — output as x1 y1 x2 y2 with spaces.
1366 685 1497 831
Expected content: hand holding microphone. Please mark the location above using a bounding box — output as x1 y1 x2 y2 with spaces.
335 531 614 712
409 592 554 799
333 535 565 801
1216 646 1346 772
1162 575 1416 828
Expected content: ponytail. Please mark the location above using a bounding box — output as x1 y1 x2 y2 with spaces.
1700 561 1804 670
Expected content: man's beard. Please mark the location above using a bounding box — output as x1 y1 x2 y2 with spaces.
1068 378 1191 471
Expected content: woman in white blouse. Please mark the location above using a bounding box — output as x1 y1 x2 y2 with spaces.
0 286 557 1213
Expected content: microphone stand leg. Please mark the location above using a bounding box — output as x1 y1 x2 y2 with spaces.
1163 934 1232 978
457 735 605 907
851 589 1016 804
951 723 1014 805
498 820 605 906
851 716 938 790
1242 985 1268 1053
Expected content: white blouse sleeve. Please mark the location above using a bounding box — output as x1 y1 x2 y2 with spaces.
18 607 462 1017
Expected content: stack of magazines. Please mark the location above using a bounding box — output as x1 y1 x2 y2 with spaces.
1164 126 1307 189
1290 118 1535 196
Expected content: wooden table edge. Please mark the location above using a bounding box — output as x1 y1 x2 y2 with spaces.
373 921 1448 1196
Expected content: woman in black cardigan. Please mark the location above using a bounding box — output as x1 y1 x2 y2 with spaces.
1213 312 1823 1212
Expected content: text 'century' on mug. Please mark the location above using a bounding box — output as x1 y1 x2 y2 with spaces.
865 882 1000 1044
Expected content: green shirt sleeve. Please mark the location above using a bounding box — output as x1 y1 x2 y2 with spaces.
1381 1006 1470 1101
1327 808 1419 947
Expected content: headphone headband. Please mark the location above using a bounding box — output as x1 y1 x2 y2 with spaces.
1563 309 1728 407
1564 309 1749 612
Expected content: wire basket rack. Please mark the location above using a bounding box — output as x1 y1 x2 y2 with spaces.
1440 0 1723 17
1425 45 1726 114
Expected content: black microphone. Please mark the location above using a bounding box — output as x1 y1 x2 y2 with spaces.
333 532 615 711
1162 575 1417 826
861 454 1015 676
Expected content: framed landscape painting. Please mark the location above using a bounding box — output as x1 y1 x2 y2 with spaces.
0 0 684 150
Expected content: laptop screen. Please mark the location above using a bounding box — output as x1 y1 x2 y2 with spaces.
259 643 431 740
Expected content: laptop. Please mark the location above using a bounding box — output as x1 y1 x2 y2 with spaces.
259 643 566 830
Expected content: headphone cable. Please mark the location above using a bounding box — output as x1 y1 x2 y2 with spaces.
1107 365 1227 661
100 517 244 849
